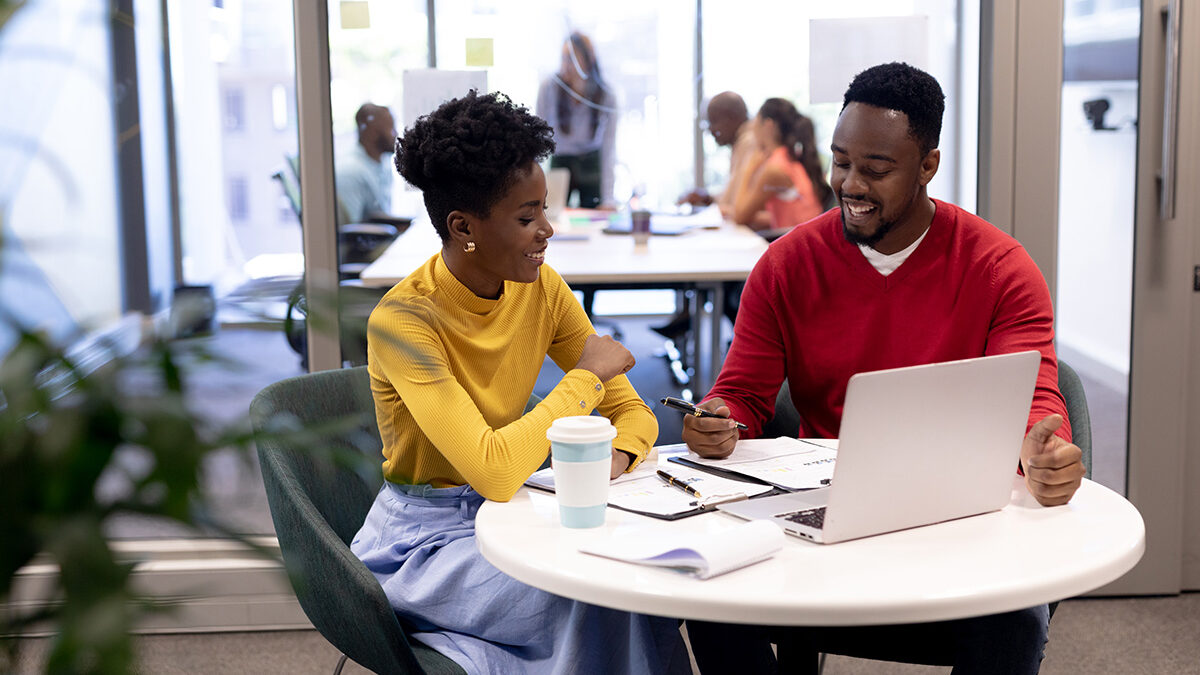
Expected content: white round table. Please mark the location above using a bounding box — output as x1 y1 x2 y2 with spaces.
475 478 1144 625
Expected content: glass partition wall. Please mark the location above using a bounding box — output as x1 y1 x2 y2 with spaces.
1 0 975 543
1 0 975 578
1054 0 1140 496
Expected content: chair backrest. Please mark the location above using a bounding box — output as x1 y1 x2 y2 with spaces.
1056 359 1093 479
761 380 801 440
278 153 355 228
272 165 303 220
250 366 453 675
763 360 1094 480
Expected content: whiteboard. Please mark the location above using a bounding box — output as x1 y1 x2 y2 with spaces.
401 69 489 129
809 17 929 104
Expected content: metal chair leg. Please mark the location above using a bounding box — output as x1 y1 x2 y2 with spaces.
332 653 348 675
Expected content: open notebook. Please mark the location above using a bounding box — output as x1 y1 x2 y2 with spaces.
525 445 773 519
578 519 784 579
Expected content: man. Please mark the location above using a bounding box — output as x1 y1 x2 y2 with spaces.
336 103 396 224
679 91 760 219
659 92 762 339
682 63 1085 674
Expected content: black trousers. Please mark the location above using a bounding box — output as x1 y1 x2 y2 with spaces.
687 604 1050 675
551 150 602 208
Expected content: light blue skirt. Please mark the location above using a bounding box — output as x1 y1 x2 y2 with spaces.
351 481 690 675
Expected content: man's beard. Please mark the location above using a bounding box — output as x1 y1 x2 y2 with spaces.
839 190 915 249
842 211 896 248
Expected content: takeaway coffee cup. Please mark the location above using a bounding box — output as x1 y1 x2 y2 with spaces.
547 416 617 528
631 209 652 245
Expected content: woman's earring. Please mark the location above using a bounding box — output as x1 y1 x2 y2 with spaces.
464 241 476 253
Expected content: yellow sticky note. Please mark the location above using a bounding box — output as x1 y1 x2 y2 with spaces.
465 38 494 67
339 1 370 30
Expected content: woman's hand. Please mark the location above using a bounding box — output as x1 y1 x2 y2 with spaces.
574 334 635 383
610 449 633 479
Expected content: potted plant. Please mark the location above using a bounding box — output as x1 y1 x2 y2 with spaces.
0 304 269 673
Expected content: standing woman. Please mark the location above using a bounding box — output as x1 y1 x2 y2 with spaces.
352 91 689 674
536 31 617 208
732 98 835 233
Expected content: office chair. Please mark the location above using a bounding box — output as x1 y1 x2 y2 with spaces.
1056 359 1093 478
251 366 544 674
271 157 407 280
272 156 408 366
764 358 1094 674
250 366 466 675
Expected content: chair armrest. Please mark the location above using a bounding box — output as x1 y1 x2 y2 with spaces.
341 222 402 239
360 214 414 232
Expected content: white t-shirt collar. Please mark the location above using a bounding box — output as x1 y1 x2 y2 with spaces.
858 226 930 277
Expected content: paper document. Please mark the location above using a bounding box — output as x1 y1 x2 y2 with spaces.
670 437 839 491
579 519 784 579
525 446 772 518
651 206 724 230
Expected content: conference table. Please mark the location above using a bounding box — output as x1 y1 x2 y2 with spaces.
475 477 1145 626
358 210 769 393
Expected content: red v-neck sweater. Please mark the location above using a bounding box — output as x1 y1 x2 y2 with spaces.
709 199 1070 442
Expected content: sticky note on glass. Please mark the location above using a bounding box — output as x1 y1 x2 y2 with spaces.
465 38 494 67
339 1 370 30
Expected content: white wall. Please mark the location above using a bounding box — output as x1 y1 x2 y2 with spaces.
1055 80 1136 382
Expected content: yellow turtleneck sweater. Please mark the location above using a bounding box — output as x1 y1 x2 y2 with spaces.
366 252 658 501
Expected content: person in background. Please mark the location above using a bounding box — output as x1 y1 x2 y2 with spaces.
536 31 617 208
657 91 762 340
682 62 1084 674
678 91 762 218
336 103 397 224
353 90 689 674
731 97 834 235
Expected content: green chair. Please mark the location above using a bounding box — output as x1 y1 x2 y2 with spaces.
250 366 465 675
1055 359 1093 478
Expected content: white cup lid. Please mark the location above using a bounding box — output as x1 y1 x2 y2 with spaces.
546 415 617 443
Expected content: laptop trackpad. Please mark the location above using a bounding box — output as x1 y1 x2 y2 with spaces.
774 487 831 515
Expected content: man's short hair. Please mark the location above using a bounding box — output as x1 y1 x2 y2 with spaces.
842 62 945 156
356 103 388 130
707 91 748 121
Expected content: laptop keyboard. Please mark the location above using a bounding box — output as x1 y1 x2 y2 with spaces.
780 506 826 529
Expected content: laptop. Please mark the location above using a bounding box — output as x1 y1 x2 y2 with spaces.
601 212 696 236
719 351 1041 544
546 167 571 230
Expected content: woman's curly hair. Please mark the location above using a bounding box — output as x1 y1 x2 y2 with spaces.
842 62 944 156
395 90 556 240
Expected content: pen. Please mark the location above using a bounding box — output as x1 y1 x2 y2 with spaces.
657 469 703 498
659 396 748 430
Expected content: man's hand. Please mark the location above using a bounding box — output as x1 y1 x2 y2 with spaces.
677 189 713 207
1020 414 1085 506
680 397 740 459
610 449 633 479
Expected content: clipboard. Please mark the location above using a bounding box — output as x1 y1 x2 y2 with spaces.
667 438 838 492
524 483 751 520
524 461 774 520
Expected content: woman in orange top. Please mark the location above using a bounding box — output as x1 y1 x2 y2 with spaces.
732 98 834 233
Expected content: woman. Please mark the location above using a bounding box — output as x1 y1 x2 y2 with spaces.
536 31 617 208
352 91 689 674
732 98 834 233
